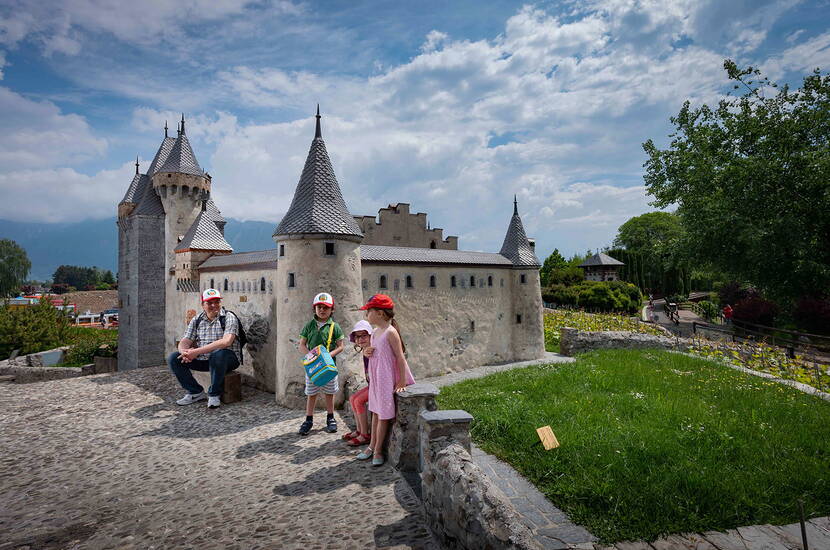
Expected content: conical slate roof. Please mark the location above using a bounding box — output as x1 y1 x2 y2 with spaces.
205 198 227 235
132 175 165 216
175 207 232 252
273 109 363 239
157 132 204 176
147 136 177 175
579 252 624 267
499 197 540 267
120 171 143 204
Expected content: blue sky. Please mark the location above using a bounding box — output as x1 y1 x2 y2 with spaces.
1 0 828 261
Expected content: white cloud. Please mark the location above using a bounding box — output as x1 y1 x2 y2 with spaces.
0 163 132 222
0 87 106 168
421 30 448 53
763 31 830 78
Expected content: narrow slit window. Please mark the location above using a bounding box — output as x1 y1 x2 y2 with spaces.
429 275 436 288
325 242 335 256
380 275 387 289
405 275 413 289
279 244 285 257
516 314 522 324
488 275 493 287
451 276 456 288
520 274 527 284
470 275 476 287
288 273 295 288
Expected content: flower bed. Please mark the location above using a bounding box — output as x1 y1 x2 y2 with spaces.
544 309 665 352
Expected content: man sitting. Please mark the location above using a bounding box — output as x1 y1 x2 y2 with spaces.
168 288 241 409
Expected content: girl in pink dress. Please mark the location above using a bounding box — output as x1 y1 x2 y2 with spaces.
356 294 415 466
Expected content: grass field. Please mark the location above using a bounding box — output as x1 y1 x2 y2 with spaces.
437 349 830 542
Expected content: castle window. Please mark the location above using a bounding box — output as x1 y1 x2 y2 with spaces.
279 244 285 257
269 281 273 293
325 242 335 256
516 314 522 324
501 278 504 287
470 320 475 332
379 275 387 289
288 273 295 288
127 295 130 306
362 279 368 290
394 279 400 291
470 276 475 287
236 281 240 292
429 275 436 288
224 279 228 291
210 278 215 289
488 275 493 287
430 241 436 249
520 274 527 284
260 277 266 292
405 275 413 289
451 276 456 288
247 281 251 292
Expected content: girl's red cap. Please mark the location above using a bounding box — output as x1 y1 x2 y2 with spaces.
360 294 394 310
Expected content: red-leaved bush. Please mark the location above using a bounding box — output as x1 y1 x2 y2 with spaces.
733 297 779 326
794 296 830 335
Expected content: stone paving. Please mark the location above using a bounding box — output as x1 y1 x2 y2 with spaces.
0 367 440 550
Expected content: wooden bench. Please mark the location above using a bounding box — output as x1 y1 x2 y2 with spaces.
191 370 242 404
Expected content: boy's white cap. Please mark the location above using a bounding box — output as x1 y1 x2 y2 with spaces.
313 292 334 307
349 320 374 342
202 288 222 302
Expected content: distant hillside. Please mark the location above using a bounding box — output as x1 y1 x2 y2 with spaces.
0 217 279 281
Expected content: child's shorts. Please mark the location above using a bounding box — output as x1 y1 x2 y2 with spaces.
304 374 339 396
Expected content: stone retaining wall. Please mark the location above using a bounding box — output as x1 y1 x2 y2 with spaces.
0 363 94 383
390 384 542 550
559 327 687 356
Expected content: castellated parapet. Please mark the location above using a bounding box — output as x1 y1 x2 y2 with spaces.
118 110 545 406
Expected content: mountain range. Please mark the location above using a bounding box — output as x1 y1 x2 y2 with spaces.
0 217 279 281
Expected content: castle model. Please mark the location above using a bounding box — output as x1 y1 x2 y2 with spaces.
118 110 544 407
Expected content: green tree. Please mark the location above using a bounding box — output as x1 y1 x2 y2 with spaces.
0 239 31 298
614 212 683 256
643 61 830 301
540 248 567 287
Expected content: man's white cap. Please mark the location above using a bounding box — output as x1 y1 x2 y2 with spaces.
313 292 334 307
202 288 222 302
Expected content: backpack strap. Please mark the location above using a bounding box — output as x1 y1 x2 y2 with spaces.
326 322 334 350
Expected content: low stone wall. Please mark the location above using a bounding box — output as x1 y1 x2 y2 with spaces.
559 327 687 356
391 384 542 550
0 363 94 383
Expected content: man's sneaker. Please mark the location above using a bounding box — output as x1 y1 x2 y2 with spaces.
298 419 313 436
207 396 221 409
176 392 207 406
324 416 338 433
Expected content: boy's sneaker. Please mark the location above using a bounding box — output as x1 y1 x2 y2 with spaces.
207 396 221 409
298 419 313 436
324 417 338 433
176 392 207 406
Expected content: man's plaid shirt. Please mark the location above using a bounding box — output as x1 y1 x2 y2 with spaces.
182 308 241 362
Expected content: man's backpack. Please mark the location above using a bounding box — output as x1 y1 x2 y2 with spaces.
193 310 248 363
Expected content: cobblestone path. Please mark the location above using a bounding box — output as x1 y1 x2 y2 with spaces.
0 367 440 550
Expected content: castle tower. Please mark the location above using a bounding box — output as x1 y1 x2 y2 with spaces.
499 196 545 360
273 107 365 407
149 116 213 351
117 131 170 370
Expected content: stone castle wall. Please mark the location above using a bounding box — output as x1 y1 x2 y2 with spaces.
356 203 458 249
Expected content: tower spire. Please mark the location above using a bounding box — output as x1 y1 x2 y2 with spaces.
180 113 186 135
164 120 168 138
513 194 518 215
315 104 322 139
135 155 140 175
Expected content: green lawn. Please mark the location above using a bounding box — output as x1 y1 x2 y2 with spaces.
437 349 830 543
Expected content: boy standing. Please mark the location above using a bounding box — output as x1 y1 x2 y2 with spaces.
298 292 345 435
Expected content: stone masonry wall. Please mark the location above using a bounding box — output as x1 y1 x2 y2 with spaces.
559 327 685 356
356 203 458 249
360 264 539 378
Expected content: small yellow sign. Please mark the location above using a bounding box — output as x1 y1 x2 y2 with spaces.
536 426 560 450
239 296 247 302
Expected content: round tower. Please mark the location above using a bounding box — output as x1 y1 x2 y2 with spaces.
273 107 365 408
499 196 545 360
151 115 212 271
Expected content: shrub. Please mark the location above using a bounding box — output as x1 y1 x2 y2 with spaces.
0 298 72 359
717 281 758 307
61 327 118 367
793 296 830 335
548 266 585 286
733 296 779 326
578 283 624 312
697 300 720 321
543 284 579 307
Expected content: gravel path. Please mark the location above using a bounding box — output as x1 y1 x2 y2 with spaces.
0 367 440 550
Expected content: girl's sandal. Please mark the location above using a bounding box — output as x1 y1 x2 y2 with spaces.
356 448 374 460
341 431 359 441
347 433 371 446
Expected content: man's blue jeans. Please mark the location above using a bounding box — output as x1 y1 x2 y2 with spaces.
168 349 239 397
